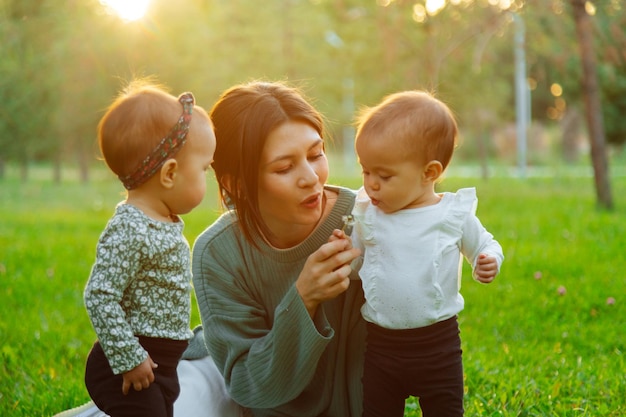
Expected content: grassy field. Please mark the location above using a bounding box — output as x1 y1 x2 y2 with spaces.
1 164 625 416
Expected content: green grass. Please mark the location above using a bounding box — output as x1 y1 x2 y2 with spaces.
1 165 625 416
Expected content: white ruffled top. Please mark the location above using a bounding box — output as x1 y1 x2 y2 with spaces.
351 187 504 330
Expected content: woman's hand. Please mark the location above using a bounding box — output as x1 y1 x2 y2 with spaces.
121 356 158 395
296 237 361 318
328 228 351 245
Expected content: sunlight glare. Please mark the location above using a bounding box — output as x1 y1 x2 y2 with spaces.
412 4 427 23
584 1 597 16
550 83 563 97
100 0 150 21
425 0 446 16
498 0 513 9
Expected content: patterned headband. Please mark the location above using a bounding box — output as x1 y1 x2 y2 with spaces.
119 92 195 190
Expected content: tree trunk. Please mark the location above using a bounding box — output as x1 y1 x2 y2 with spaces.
570 0 613 209
53 151 62 184
20 158 28 182
478 132 489 181
77 145 90 184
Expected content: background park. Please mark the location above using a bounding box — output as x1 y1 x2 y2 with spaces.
1 0 625 415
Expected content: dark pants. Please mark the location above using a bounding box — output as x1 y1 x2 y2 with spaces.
85 336 188 417
362 316 464 417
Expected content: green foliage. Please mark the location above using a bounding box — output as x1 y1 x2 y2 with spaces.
1 0 625 173
600 64 626 146
521 0 626 146
1 165 625 416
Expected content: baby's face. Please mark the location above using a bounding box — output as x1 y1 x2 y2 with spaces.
356 138 434 213
167 114 216 215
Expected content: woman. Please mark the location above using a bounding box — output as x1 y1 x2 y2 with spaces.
188 80 365 417
55 81 365 417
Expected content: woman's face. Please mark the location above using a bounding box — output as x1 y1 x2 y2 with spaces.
257 120 329 246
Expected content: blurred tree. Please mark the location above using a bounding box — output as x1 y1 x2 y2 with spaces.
521 0 626 148
0 0 58 180
0 0 624 188
595 3 626 148
49 0 123 183
569 0 612 209
357 1 521 167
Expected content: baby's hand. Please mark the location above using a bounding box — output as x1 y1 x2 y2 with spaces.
474 253 498 284
121 356 158 395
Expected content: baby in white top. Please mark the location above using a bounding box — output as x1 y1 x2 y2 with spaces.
353 186 502 329
339 90 503 417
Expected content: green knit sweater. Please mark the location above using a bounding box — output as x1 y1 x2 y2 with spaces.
190 186 365 417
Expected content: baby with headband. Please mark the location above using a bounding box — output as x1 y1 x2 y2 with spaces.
83 80 216 417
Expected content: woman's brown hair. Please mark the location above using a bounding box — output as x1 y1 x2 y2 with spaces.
210 81 324 244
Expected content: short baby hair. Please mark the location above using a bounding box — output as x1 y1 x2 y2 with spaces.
97 80 184 181
355 90 458 170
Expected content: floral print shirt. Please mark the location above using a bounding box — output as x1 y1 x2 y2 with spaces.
84 203 193 375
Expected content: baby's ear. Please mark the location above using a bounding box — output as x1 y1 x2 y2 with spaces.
160 159 178 188
423 160 443 182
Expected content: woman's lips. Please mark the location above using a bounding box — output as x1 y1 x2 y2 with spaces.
301 192 321 209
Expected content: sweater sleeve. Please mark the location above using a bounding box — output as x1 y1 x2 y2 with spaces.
84 218 148 375
192 222 334 409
